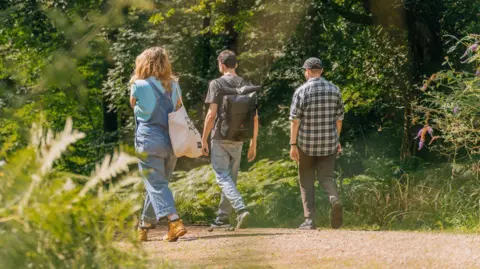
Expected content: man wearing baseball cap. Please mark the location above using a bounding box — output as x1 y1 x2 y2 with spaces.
289 57 344 230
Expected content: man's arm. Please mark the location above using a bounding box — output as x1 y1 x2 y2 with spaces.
290 119 300 145
289 87 303 162
252 112 259 142
336 120 342 137
201 103 218 156
335 90 344 154
336 120 343 154
248 111 259 162
290 119 301 162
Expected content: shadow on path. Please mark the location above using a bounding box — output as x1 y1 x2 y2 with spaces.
198 232 287 240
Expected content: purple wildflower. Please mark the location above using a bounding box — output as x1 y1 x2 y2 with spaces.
418 140 425 150
427 127 433 136
461 43 479 60
415 128 423 139
453 106 459 114
471 43 479 52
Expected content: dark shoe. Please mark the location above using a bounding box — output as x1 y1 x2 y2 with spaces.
299 218 315 230
331 201 343 229
236 211 250 229
207 217 233 231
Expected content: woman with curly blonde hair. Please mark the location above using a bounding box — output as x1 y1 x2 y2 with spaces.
130 47 186 242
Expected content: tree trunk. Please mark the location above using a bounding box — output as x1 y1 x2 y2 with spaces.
202 13 212 121
401 0 444 160
400 99 413 159
224 0 239 53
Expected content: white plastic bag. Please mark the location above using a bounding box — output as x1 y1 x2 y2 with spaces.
168 86 203 158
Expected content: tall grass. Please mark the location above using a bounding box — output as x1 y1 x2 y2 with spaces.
342 165 480 231
172 158 480 232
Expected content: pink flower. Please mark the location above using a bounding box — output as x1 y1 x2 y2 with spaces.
427 127 433 136
418 140 425 150
471 43 479 52
453 106 459 114
461 43 479 60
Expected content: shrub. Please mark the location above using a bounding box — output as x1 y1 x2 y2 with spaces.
172 158 480 231
0 119 147 269
415 34 480 160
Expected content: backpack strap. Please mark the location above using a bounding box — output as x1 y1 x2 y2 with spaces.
214 76 245 92
214 77 261 95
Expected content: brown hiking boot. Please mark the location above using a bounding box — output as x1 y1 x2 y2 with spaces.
163 219 187 242
138 228 148 242
138 222 155 242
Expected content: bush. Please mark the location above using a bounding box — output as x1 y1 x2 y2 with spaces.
0 119 147 269
342 163 480 231
416 34 480 160
172 159 303 227
172 157 480 232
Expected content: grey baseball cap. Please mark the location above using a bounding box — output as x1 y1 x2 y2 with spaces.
302 57 324 69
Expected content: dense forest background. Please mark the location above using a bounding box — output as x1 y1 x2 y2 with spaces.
0 1 479 267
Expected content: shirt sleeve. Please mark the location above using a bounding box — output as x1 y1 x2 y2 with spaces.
131 83 138 98
289 88 304 121
205 80 220 104
335 90 345 121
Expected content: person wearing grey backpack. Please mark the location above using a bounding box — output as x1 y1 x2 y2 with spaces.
201 50 260 231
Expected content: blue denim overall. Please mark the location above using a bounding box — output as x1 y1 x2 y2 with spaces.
135 78 177 224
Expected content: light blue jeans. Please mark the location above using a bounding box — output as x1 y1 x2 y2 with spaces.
136 132 178 225
211 139 247 219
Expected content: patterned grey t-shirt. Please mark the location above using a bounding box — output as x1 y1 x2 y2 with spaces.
289 77 344 156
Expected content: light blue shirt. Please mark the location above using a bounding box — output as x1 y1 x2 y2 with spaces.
131 76 182 121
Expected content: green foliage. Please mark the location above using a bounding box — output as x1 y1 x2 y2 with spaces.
172 159 302 227
342 159 479 230
0 5 478 269
0 119 147 269
173 157 480 231
416 35 480 160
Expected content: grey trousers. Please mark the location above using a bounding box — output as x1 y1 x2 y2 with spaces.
298 149 339 219
211 140 246 219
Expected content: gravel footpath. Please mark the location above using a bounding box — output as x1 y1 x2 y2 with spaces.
144 226 480 269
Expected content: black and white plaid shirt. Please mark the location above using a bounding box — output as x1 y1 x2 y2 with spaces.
289 77 344 156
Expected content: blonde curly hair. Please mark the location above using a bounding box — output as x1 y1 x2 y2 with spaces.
130 47 176 91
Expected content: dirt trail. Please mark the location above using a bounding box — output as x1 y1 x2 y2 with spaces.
144 226 480 269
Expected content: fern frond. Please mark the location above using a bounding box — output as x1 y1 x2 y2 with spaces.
78 151 138 197
17 174 41 216
39 118 85 175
